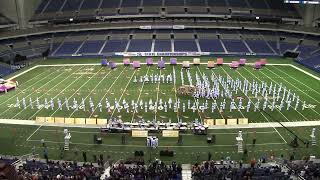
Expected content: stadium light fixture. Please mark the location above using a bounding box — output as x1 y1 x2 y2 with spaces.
69 18 74 22
255 16 260 20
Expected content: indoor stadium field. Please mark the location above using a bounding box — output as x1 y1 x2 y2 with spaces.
1 0 320 179
0 57 319 164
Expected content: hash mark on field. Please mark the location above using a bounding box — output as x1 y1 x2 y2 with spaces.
89 67 127 118
131 66 150 123
0 67 63 109
47 66 104 118
224 66 288 144
109 69 136 119
68 69 113 118
0 66 67 118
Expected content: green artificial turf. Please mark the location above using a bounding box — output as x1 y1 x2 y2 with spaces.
0 57 319 164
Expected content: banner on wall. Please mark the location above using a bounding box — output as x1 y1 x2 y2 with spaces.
115 52 210 57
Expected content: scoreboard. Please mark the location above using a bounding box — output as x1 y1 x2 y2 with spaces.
284 0 320 4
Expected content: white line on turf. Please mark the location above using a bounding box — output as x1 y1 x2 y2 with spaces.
109 69 136 119
265 66 320 104
0 66 66 117
0 67 55 107
47 66 104 118
289 64 320 81
182 67 203 122
172 66 179 121
15 66 86 120
131 66 150 123
67 69 113 118
26 139 286 147
272 65 320 96
7 63 319 84
25 66 102 141
7 65 39 81
206 67 243 119
88 67 127 118
37 128 278 135
154 69 161 122
221 66 288 143
247 66 313 119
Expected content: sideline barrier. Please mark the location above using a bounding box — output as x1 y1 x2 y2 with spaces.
132 130 148 137
162 130 179 137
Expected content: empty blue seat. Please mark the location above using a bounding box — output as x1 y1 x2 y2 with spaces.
80 0 101 10
165 0 184 6
199 39 224 52
174 39 198 52
154 40 171 52
280 42 297 54
78 41 105 54
62 0 82 11
297 45 318 58
127 39 152 52
44 0 65 13
55 42 82 55
102 40 128 52
143 0 162 6
100 0 120 8
222 40 249 53
121 0 141 7
246 40 274 54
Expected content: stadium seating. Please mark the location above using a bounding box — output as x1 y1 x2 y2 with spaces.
30 0 299 22
222 40 250 54
192 160 290 180
198 39 225 53
154 40 172 52
0 64 14 78
109 160 182 179
245 40 275 54
297 54 320 72
174 39 198 52
127 39 152 52
78 41 105 54
18 160 104 179
101 40 128 53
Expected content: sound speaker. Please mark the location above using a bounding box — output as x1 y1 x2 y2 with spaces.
283 50 299 58
134 150 144 157
96 137 102 144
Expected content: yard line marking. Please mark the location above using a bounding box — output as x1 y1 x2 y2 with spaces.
253 67 316 118
26 139 286 147
242 66 308 121
110 69 136 119
68 69 113 118
16 66 85 119
48 66 104 118
0 67 61 107
131 66 150 123
272 65 320 96
207 67 239 119
172 66 179 121
88 67 127 118
0 66 66 117
289 64 320 81
266 66 320 104
7 65 40 81
37 129 278 135
181 67 203 123
154 69 162 122
25 66 101 140
222 66 288 143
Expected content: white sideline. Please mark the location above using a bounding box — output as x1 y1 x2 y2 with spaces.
0 118 319 129
6 63 319 82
